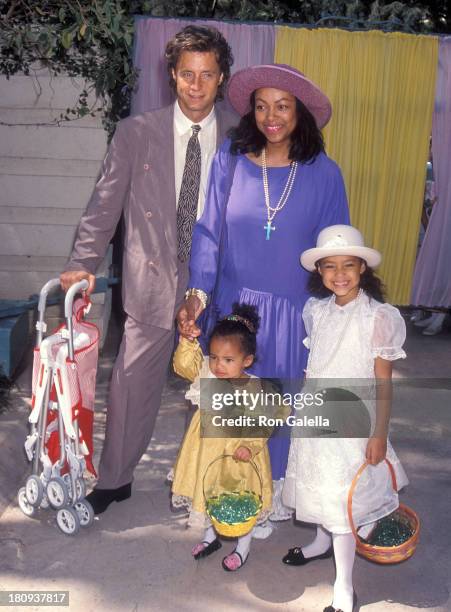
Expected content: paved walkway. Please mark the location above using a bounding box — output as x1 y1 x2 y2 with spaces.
0 319 450 611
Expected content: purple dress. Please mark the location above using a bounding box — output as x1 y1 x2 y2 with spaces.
189 139 350 479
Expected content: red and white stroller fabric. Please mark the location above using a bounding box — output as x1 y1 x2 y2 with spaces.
30 295 99 476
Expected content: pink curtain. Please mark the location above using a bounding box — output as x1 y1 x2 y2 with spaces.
411 37 451 307
131 17 275 114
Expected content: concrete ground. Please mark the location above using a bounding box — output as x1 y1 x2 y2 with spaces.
0 315 450 612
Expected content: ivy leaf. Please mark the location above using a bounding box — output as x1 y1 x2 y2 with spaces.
124 31 133 48
61 30 74 50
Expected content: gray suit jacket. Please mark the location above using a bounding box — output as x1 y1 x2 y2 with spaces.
65 104 237 329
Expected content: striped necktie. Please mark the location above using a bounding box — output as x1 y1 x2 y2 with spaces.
177 124 201 262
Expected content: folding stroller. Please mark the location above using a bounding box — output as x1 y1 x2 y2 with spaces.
18 279 99 535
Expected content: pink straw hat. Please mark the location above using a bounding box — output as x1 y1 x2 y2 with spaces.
227 64 332 128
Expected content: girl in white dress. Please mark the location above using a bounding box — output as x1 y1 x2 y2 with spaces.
282 225 408 612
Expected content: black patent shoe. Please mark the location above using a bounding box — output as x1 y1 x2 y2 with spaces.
192 539 222 560
324 591 358 612
86 483 132 515
282 546 333 566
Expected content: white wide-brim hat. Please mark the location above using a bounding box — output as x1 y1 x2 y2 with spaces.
300 225 382 271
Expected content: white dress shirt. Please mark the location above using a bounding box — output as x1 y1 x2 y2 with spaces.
174 100 217 219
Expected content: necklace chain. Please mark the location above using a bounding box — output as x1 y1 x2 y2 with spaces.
307 289 364 377
262 148 298 225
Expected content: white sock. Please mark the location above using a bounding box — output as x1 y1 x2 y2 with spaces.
235 529 253 560
302 525 332 558
332 532 356 612
203 525 216 544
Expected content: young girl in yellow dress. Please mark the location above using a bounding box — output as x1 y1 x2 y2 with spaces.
171 303 273 571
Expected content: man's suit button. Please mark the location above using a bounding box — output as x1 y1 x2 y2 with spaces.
145 211 152 218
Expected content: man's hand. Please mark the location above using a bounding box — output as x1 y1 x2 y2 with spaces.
365 437 387 465
177 295 204 340
60 270 96 295
233 446 252 462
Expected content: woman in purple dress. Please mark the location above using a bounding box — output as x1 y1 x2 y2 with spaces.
178 64 350 533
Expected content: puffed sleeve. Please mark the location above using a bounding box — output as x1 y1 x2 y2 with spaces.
302 297 318 349
173 338 204 382
371 304 407 360
188 139 235 294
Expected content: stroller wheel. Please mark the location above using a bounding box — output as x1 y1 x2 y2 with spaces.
75 499 95 527
56 507 80 536
18 487 37 518
46 477 69 509
75 478 87 501
25 475 44 507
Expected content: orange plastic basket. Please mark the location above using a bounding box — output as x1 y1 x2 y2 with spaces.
348 459 420 564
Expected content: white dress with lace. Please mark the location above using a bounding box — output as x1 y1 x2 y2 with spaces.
282 292 409 534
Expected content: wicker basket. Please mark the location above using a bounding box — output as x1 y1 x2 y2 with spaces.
348 459 420 564
203 454 263 537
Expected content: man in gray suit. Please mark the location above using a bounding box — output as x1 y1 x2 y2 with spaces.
60 25 236 514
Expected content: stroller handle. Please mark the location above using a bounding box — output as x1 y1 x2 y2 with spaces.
36 278 62 346
64 280 89 319
64 280 89 361
37 278 61 316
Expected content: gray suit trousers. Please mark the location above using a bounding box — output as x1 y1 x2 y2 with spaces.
97 262 189 488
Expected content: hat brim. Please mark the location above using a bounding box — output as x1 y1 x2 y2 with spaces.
227 65 332 129
300 246 382 271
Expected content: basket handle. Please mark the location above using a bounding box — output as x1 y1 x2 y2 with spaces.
347 458 398 543
202 453 263 503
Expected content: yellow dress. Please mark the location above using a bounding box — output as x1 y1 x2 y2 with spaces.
171 359 274 526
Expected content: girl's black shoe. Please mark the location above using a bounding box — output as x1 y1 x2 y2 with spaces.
282 546 333 566
323 591 358 612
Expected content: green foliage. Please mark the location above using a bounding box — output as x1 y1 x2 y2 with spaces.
0 0 138 136
0 1 448 137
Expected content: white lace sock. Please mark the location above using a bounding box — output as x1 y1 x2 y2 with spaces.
235 530 253 560
332 532 356 612
302 525 332 558
202 525 217 544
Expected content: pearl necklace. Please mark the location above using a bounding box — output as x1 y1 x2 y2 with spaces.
307 289 364 377
261 148 298 240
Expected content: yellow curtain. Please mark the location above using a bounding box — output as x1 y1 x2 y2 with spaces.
275 28 438 304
